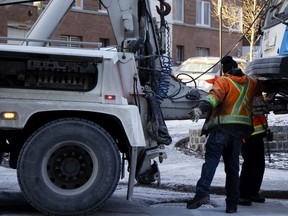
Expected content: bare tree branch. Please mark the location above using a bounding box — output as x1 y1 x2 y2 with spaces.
211 0 268 61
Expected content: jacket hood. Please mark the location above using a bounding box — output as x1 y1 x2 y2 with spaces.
227 68 244 76
225 72 249 85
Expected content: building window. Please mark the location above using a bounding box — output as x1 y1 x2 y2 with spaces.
99 38 110 47
176 45 184 64
32 1 42 8
196 47 210 57
60 35 82 48
32 1 43 14
173 0 184 22
73 0 83 10
196 1 210 27
7 21 31 45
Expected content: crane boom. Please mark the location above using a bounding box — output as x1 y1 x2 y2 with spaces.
0 0 43 5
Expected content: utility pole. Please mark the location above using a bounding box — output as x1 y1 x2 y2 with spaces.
218 0 222 76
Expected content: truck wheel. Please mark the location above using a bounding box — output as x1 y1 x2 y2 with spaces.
17 118 121 215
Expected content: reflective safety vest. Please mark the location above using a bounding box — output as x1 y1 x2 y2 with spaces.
203 76 253 131
252 115 267 135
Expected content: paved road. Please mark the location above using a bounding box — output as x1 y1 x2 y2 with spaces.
0 184 288 216
0 165 288 216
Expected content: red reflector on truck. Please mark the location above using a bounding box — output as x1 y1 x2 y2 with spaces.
105 95 116 100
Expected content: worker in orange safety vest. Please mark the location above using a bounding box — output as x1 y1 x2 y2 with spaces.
187 55 263 213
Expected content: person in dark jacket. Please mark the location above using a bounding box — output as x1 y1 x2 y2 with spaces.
187 56 262 214
239 113 267 206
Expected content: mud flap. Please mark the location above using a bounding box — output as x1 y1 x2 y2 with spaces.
137 160 161 186
136 145 167 185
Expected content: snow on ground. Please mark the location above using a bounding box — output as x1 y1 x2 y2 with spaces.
268 113 288 126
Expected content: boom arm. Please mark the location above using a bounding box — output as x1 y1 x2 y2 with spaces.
0 0 73 46
23 0 75 46
0 0 43 5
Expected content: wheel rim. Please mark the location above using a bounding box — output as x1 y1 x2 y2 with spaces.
42 141 99 195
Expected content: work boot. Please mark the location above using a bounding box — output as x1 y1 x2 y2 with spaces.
238 198 252 206
251 195 265 203
226 206 237 213
186 196 210 209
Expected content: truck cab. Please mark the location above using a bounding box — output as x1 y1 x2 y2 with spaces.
246 0 288 114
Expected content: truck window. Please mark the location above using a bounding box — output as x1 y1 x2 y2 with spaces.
264 0 288 29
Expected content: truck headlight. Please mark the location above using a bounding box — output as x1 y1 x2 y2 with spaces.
1 112 18 120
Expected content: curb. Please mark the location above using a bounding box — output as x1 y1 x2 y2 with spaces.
156 183 288 200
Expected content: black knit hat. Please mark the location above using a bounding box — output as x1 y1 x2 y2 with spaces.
221 56 238 73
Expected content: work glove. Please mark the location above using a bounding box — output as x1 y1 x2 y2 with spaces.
189 107 202 122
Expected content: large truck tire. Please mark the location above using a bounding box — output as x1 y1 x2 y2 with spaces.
17 118 121 216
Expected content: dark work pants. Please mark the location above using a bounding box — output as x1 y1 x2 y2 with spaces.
239 133 265 198
195 130 242 208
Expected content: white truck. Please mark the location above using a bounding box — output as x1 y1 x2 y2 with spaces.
0 0 207 215
246 0 288 114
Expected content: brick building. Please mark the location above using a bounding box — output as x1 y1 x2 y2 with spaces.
0 0 243 65
172 0 243 65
